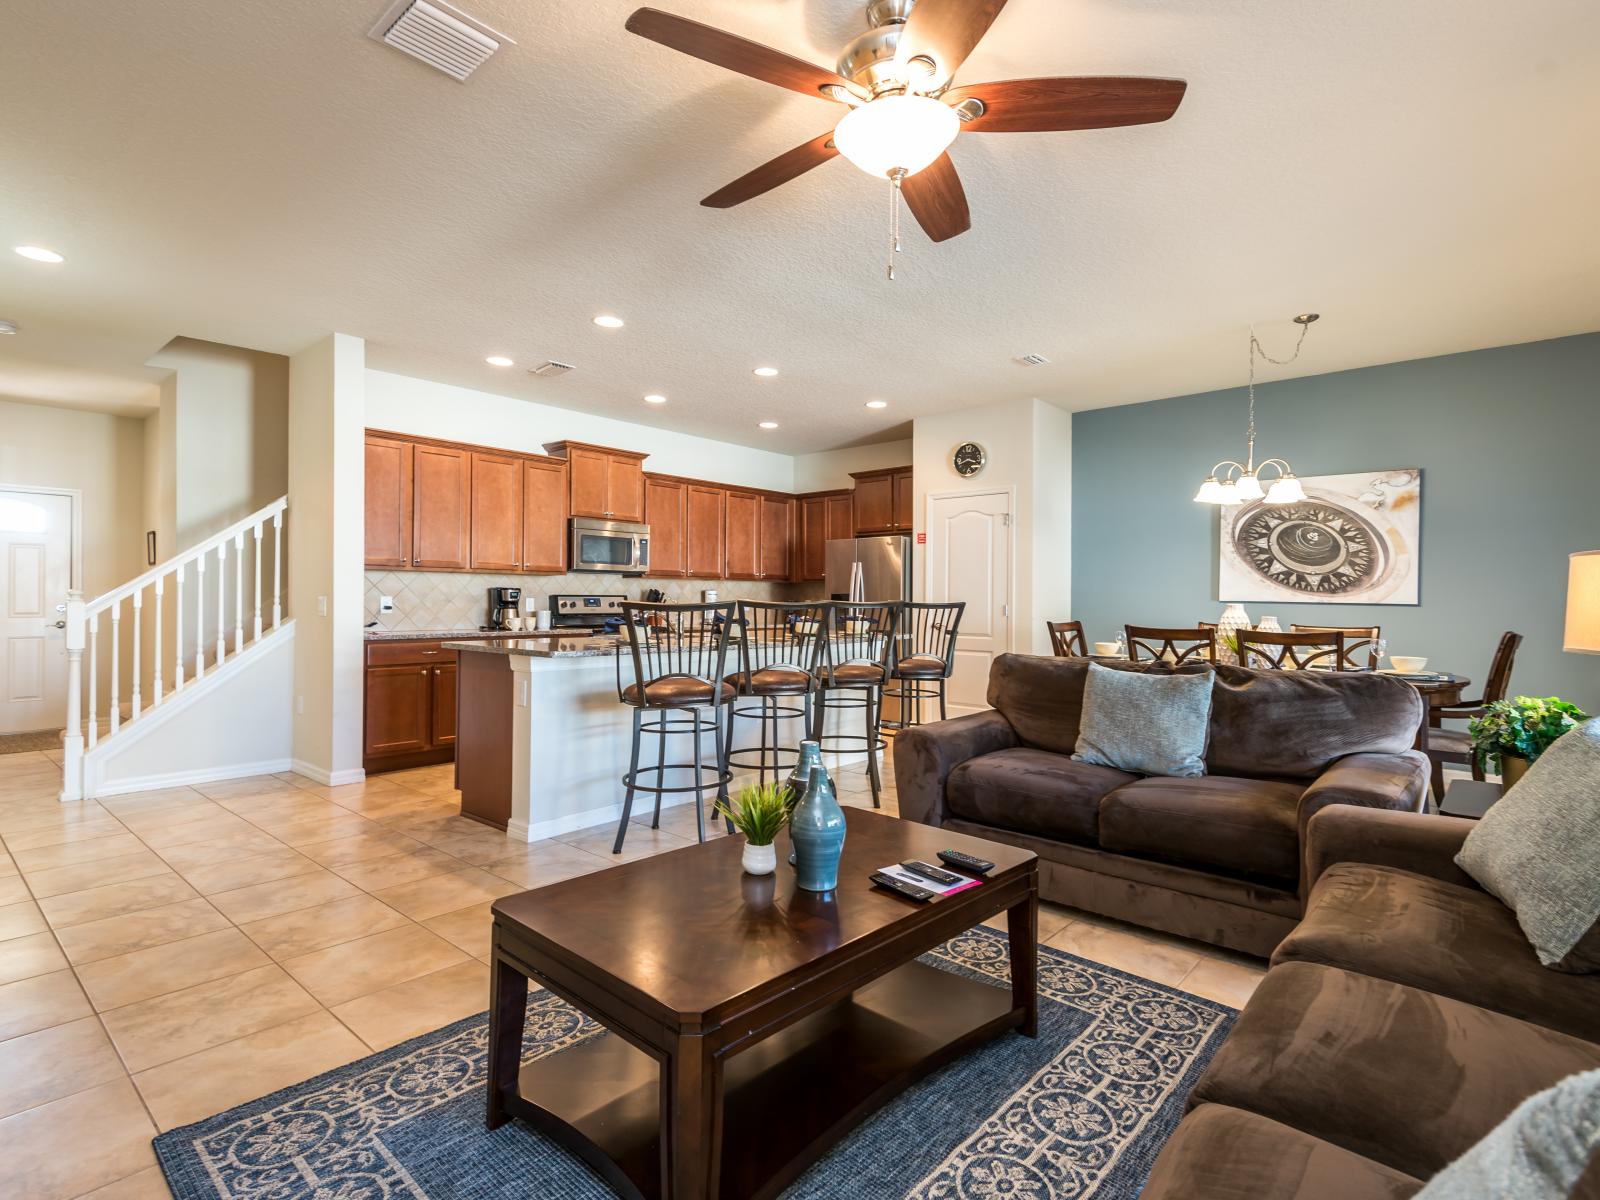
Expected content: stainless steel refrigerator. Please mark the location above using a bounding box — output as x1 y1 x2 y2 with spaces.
824 535 912 603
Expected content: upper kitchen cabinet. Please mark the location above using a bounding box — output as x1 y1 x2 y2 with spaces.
412 442 472 569
544 441 647 522
685 484 726 579
759 494 794 581
797 490 853 581
469 451 523 571
365 434 413 568
521 456 568 574
850 466 914 535
724 490 761 581
644 475 687 577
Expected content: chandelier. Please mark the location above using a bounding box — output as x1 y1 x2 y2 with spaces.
1194 313 1319 506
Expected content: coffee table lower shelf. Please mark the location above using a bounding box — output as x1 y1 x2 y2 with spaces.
497 957 1020 1200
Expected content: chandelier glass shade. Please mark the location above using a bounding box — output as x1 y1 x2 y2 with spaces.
833 94 960 179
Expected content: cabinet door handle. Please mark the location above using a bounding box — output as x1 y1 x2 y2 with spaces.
420 649 439 655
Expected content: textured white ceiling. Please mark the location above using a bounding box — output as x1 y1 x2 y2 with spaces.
1 0 1596 447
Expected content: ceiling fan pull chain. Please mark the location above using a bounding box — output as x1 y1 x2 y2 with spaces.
887 168 906 281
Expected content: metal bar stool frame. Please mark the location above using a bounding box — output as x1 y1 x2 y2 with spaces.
613 601 736 854
722 601 829 786
810 601 899 809
881 601 966 730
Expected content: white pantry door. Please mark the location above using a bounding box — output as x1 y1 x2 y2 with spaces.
1 490 74 734
924 490 1012 717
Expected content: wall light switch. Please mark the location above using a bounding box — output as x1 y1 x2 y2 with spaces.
316 596 328 617
379 595 395 614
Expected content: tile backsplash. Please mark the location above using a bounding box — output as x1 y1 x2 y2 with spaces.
364 571 822 632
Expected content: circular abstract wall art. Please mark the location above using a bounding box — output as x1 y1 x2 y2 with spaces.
1231 501 1389 595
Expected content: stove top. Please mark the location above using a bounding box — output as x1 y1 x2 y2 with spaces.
550 593 627 628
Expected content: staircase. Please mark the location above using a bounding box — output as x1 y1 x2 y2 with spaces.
60 498 292 801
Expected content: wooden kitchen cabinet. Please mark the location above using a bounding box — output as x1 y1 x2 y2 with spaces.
429 662 457 747
759 494 794 581
364 665 432 759
685 485 726 579
851 466 913 535
521 457 568 574
364 435 413 568
365 640 462 772
644 475 687 577
412 443 472 569
894 470 915 533
724 491 761 580
469 451 523 571
797 490 853 581
545 441 647 522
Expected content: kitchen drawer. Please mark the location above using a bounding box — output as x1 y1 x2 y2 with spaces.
366 640 453 667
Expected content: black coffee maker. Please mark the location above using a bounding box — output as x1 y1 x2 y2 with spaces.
487 586 522 631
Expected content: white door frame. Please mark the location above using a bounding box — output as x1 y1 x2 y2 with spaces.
0 483 84 591
922 483 1017 657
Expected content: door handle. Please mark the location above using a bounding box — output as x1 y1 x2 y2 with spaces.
53 620 66 629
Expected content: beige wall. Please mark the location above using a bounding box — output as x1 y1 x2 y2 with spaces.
791 439 914 494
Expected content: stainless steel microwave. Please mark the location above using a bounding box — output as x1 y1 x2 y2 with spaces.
570 517 650 574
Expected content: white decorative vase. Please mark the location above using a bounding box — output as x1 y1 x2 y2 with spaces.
741 840 777 876
1216 603 1250 666
1256 614 1282 633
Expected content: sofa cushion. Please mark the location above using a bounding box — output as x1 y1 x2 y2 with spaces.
945 748 1135 846
1190 962 1600 1181
984 652 1207 756
1141 1104 1422 1200
1073 661 1213 778
1098 776 1304 885
1274 863 1600 1043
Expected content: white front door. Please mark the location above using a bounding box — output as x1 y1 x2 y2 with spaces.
924 490 1012 717
1 490 74 734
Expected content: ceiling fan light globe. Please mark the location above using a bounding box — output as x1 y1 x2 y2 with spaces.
833 94 960 179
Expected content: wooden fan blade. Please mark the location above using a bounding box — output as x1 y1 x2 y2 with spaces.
894 0 1009 83
945 77 1188 133
626 8 855 101
702 132 839 208
900 153 971 243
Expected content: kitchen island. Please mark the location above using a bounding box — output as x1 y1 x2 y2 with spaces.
445 636 865 843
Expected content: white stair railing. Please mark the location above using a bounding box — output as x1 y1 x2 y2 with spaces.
61 497 287 801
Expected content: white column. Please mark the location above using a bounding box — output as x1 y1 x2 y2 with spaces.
59 591 85 802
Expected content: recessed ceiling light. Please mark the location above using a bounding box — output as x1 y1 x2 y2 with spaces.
0 320 17 336
14 246 64 263
758 421 779 429
753 366 779 377
485 355 514 367
865 399 888 409
643 393 667 404
592 315 625 329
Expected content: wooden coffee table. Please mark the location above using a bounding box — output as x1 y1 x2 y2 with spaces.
486 808 1037 1200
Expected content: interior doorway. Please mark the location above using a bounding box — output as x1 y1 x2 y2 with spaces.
1 487 79 737
923 489 1013 718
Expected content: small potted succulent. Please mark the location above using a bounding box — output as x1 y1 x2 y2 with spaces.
715 782 790 876
1469 695 1590 789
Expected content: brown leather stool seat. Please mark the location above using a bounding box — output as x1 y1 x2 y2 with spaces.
725 666 813 696
831 662 886 685
622 677 736 708
893 654 947 679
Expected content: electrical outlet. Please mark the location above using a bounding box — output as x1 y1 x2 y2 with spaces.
316 596 328 617
379 595 395 614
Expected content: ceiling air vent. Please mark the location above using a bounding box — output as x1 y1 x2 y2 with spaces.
1015 353 1051 367
369 0 510 81
528 361 575 379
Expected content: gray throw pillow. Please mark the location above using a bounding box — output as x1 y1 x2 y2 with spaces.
1072 661 1212 778
1456 717 1600 971
1413 1068 1600 1199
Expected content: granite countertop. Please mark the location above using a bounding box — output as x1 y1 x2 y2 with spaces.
365 628 590 643
444 635 622 659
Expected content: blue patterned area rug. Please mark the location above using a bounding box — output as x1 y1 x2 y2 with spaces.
155 927 1234 1199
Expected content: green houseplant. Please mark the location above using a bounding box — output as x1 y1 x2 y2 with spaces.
1469 695 1590 788
715 782 790 876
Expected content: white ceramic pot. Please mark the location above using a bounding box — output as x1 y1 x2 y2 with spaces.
1255 614 1282 633
741 840 777 876
1215 603 1250 666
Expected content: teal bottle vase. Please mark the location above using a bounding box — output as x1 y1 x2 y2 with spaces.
790 740 846 892
783 741 817 867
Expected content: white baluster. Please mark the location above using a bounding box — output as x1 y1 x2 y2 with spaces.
194 554 206 680
87 614 99 749
272 510 283 628
109 599 121 734
252 522 263 641
153 577 164 708
131 591 142 720
233 532 245 653
175 565 185 691
61 592 85 803
215 542 227 666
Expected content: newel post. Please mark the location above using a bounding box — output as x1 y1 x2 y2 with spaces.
60 590 86 803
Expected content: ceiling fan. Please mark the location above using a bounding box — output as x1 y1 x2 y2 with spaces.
625 0 1187 270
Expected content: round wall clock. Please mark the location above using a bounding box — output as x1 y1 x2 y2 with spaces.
952 442 987 478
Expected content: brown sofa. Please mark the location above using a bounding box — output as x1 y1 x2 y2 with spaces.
1141 805 1600 1198
894 654 1429 956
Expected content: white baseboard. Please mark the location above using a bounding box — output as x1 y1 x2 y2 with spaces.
91 758 295 798
290 759 367 787
508 791 698 843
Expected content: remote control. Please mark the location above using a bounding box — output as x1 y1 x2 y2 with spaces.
870 871 935 903
901 859 966 887
937 849 995 876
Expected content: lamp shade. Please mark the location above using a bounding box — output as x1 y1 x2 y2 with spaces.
833 94 960 179
1193 477 1229 503
1264 475 1306 505
1233 472 1265 501
1566 550 1600 653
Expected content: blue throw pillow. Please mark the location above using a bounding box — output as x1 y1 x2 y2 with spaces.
1072 662 1213 778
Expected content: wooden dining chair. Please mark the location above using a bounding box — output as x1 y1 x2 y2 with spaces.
1426 631 1524 800
1047 620 1087 657
1236 629 1347 671
1124 625 1216 665
1290 624 1382 670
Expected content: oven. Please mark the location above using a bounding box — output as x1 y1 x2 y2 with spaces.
569 517 650 574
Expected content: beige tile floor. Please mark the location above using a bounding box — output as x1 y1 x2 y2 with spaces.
0 748 1266 1200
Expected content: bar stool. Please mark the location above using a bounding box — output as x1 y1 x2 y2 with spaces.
811 601 898 808
882 601 965 728
722 601 828 786
612 601 735 854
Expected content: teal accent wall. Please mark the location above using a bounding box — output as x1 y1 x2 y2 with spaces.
1071 333 1600 714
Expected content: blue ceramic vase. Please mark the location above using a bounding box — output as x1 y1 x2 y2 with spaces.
790 740 846 892
783 741 819 867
